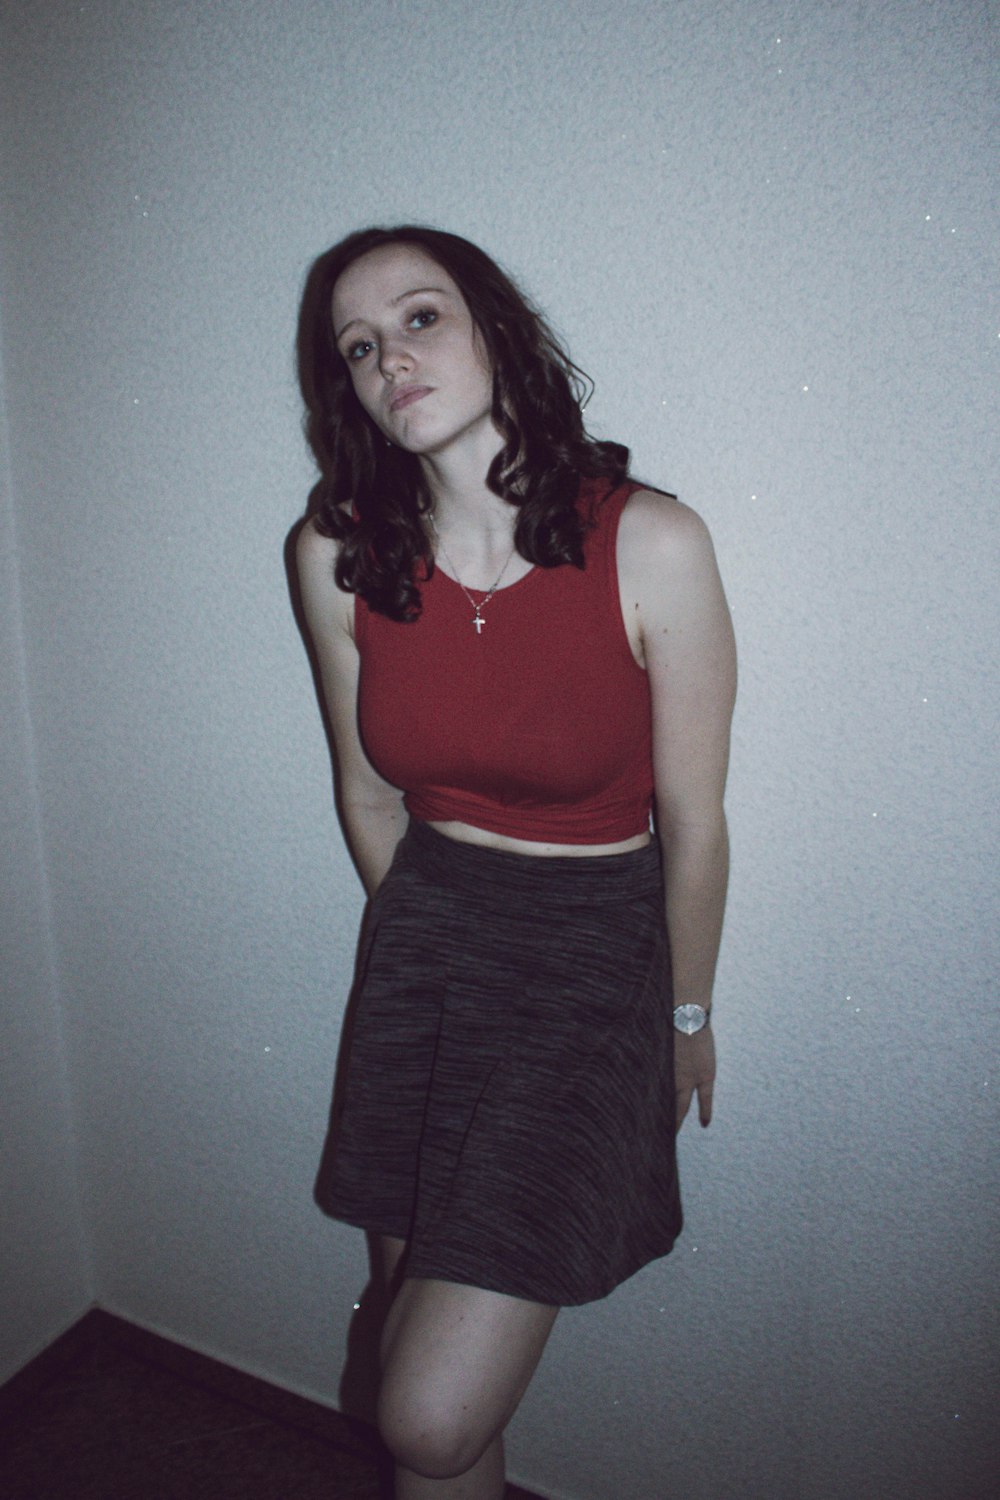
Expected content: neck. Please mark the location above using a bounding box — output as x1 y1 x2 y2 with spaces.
418 429 514 542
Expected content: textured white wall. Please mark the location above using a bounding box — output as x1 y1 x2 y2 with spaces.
1 0 996 1495
0 331 91 1380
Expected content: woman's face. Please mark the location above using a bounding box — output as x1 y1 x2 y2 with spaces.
331 243 497 459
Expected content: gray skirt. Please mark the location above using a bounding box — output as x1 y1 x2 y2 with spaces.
324 820 682 1306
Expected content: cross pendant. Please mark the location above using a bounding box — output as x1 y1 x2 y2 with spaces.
472 609 485 634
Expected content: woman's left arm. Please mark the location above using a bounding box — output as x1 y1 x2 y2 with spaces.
618 490 738 1130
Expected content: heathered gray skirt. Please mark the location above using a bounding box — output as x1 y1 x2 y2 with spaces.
325 819 682 1306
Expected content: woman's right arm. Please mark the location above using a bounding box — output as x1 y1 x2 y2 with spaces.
296 518 408 897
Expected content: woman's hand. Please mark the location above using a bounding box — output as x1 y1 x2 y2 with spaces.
674 1028 716 1130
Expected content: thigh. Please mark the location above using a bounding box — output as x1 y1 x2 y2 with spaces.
379 1277 558 1465
374 1233 408 1292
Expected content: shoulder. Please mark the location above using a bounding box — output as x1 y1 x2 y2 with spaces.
617 488 721 589
297 513 342 564
618 488 733 663
623 488 735 693
296 516 354 638
296 515 341 599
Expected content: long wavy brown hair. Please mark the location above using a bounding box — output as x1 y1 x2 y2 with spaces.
297 225 630 621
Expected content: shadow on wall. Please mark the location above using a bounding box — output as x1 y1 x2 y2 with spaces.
285 513 390 1427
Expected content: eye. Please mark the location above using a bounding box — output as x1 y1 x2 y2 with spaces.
346 337 375 362
407 307 438 331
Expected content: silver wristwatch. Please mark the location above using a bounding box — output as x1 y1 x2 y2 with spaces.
673 1003 711 1035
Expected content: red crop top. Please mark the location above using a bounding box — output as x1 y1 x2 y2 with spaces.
355 478 654 844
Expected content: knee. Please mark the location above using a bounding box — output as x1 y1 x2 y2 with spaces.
377 1381 489 1480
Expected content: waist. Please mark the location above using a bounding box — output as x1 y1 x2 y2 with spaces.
425 818 652 859
399 818 663 902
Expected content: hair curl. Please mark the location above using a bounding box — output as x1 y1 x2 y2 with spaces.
297 225 629 620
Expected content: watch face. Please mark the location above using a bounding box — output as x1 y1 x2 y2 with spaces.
674 1003 709 1035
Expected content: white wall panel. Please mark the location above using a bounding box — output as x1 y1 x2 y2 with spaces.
0 323 91 1381
1 1 995 1493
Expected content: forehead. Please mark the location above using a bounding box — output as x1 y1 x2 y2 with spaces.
331 243 462 327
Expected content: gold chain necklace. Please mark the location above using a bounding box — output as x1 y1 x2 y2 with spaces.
429 516 517 634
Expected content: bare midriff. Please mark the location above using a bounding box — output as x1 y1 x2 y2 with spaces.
426 820 653 858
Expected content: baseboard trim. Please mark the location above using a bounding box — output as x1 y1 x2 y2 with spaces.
0 1307 547 1499
0 1304 104 1429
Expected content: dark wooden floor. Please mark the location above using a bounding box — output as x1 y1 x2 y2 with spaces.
0 1310 546 1499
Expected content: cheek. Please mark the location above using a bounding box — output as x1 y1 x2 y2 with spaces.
470 328 492 376
348 366 378 413
464 340 493 397
343 373 384 436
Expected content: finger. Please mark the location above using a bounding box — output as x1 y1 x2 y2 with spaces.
697 1078 714 1128
675 1086 693 1132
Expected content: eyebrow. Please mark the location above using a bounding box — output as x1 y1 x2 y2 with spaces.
334 286 453 342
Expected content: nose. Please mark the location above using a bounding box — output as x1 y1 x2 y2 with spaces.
379 336 414 379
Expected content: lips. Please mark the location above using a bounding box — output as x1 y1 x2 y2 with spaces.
389 384 432 412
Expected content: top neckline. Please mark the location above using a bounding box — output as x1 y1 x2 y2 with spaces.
431 558 540 600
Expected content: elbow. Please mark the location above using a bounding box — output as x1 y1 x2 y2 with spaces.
655 808 730 880
655 803 728 849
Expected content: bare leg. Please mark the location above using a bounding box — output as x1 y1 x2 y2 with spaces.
377 1272 558 1493
393 1436 505 1499
377 1232 409 1291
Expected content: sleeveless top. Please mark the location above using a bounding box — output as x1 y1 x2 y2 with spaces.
355 477 654 844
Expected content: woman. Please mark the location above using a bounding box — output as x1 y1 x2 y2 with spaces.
296 225 736 1500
